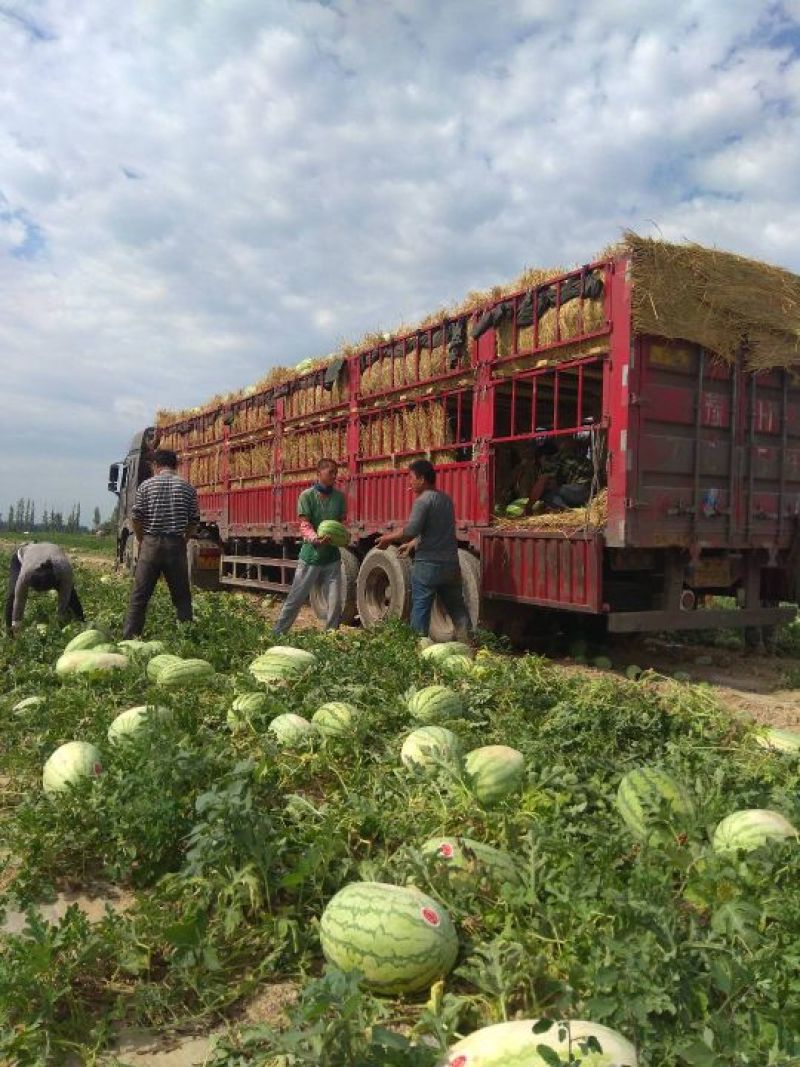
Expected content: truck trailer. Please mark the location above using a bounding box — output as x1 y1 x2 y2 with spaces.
109 234 800 641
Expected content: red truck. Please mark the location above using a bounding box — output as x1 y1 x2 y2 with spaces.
109 237 800 642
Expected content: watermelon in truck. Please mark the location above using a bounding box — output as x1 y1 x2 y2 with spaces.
109 234 800 641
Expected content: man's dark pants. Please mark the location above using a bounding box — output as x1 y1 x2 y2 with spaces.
410 559 471 640
5 553 84 631
122 535 193 638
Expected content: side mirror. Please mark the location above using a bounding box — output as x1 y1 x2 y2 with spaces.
108 463 120 494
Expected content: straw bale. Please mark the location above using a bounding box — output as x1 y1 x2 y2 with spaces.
625 232 800 370
402 407 418 450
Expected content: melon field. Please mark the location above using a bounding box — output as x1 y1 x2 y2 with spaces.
2 551 800 1065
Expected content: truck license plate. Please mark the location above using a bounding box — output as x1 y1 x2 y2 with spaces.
692 559 731 587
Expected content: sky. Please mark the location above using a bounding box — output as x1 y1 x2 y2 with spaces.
1 0 799 524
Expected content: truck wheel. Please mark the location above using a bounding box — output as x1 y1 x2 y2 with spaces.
356 548 411 628
310 547 359 626
429 549 481 642
122 534 138 576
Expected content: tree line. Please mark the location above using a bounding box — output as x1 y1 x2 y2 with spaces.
0 499 116 534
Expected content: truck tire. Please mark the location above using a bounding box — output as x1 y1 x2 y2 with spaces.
122 533 138 576
356 548 411 628
310 547 359 626
428 549 481 642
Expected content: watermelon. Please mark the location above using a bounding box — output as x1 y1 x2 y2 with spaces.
317 519 350 548
504 503 526 518
12 695 44 713
320 881 458 993
401 726 462 773
89 643 118 654
406 686 464 724
441 1019 638 1066
108 705 172 745
147 653 184 681
63 629 109 654
269 713 317 747
754 727 800 755
712 809 798 854
295 357 315 374
464 746 525 807
440 655 475 678
56 651 130 678
616 767 695 844
420 642 473 664
43 741 103 794
231 692 270 716
421 836 521 887
625 665 642 681
118 639 166 661
592 656 613 670
250 646 316 685
156 658 214 688
312 701 360 738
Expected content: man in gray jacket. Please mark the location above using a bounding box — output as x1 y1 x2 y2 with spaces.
377 459 472 642
5 542 85 635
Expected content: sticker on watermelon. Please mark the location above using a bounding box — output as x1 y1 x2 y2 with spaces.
449 1057 468 1067
92 762 103 776
421 906 441 927
439 842 455 859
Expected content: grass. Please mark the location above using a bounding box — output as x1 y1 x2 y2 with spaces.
1 554 800 1065
0 530 117 557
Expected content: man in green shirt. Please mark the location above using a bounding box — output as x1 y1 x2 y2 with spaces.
273 458 347 634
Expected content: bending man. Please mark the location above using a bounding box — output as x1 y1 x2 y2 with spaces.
378 459 471 642
5 542 85 636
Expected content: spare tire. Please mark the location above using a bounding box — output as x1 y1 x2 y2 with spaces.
356 548 411 628
310 547 359 626
428 549 481 642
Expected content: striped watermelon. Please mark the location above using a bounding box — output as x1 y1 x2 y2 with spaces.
156 658 214 688
250 646 316 685
12 695 45 713
108 705 172 745
441 1019 638 1066
712 808 798 853
232 692 270 715
56 651 130 678
147 653 184 681
616 767 695 843
464 746 525 807
320 881 458 993
440 655 475 678
269 713 317 747
754 727 800 755
401 726 462 773
420 642 473 664
118 639 166 661
312 701 360 738
406 686 464 724
63 629 109 653
317 519 350 548
43 741 103 794
421 836 521 887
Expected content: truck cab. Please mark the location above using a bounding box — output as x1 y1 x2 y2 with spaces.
107 427 156 571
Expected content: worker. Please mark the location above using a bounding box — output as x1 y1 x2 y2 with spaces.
526 425 596 513
122 448 200 638
273 457 346 634
377 458 471 642
5 542 85 636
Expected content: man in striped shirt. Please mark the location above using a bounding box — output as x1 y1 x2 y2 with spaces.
122 449 200 638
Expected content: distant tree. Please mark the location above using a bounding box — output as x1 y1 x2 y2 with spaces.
15 497 25 529
93 506 101 529
7 505 14 530
75 503 81 530
28 500 35 529
41 507 49 530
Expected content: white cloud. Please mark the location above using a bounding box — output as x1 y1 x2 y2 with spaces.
0 0 798 521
